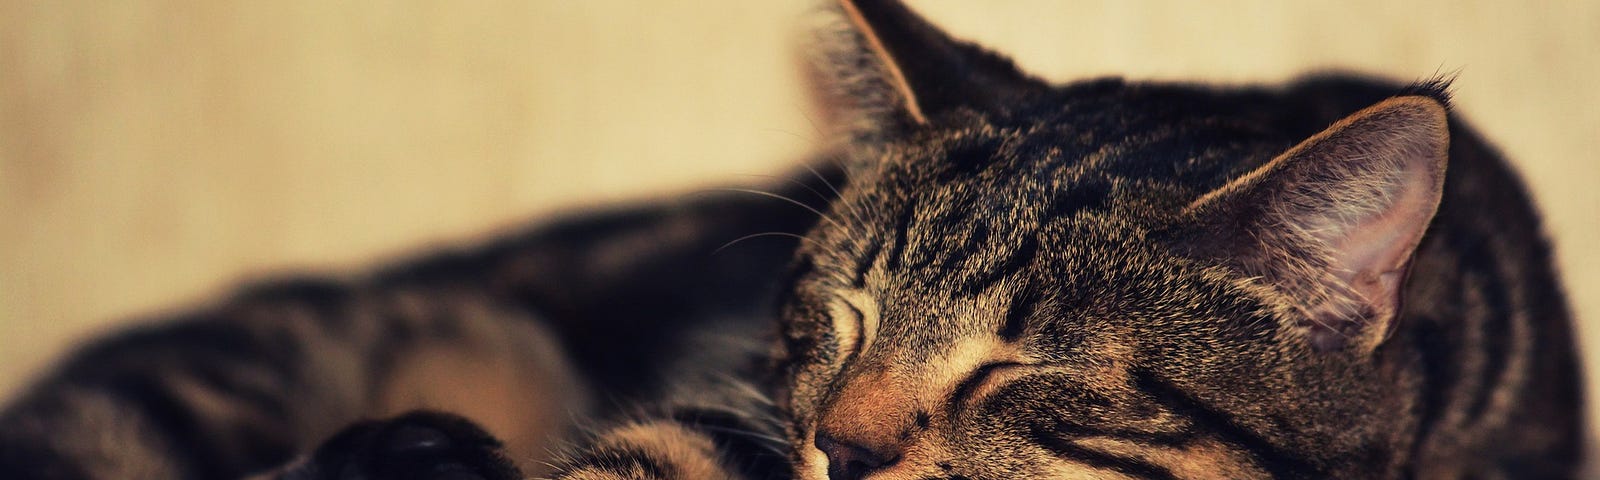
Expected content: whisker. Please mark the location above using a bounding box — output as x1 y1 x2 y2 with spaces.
762 126 816 143
713 232 820 256
793 101 825 138
735 173 835 206
785 107 852 194
798 161 846 201
782 104 881 235
694 425 789 452
740 171 870 232
713 188 842 228
818 150 884 232
819 150 859 196
790 103 864 196
705 372 779 407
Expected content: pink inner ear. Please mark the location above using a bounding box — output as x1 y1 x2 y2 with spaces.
1183 96 1449 352
1323 156 1439 318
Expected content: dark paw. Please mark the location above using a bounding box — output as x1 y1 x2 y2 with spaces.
281 411 521 480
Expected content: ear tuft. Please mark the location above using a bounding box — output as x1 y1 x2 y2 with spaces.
1395 75 1456 111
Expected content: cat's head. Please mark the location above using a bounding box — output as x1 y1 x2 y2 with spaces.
772 1 1450 479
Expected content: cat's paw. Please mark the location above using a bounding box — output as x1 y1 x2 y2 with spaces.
278 411 521 480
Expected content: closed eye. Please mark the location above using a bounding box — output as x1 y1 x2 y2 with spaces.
947 361 1027 415
843 302 866 361
828 296 871 365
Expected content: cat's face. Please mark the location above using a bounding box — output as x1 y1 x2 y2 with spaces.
780 128 1267 480
773 2 1449 479
774 119 1304 479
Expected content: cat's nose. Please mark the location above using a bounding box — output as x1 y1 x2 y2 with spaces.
813 369 916 479
815 431 898 480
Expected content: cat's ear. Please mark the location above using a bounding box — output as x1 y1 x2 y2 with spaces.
1176 95 1450 353
806 0 1046 140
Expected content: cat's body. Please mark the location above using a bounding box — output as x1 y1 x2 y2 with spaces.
0 171 837 478
0 1 1583 479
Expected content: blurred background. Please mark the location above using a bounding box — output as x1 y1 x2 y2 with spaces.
2 0 1596 433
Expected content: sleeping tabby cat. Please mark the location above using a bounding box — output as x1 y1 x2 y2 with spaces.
1 0 1583 478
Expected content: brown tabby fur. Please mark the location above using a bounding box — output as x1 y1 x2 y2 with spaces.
0 1 1583 479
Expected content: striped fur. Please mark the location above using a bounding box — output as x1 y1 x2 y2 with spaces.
561 1 1582 479
2 1 1582 479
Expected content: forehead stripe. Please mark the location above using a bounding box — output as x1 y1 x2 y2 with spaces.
1000 288 1040 341
1027 426 1182 480
1131 370 1323 478
884 204 916 272
850 242 882 288
959 235 1038 296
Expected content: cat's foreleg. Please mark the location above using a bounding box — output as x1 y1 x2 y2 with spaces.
266 410 521 480
551 381 793 480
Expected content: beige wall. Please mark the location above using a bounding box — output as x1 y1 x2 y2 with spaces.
2 0 1596 430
